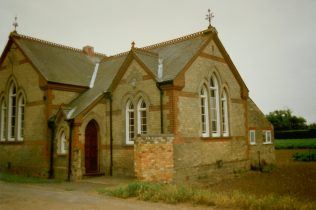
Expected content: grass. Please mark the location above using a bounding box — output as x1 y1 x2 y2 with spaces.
98 182 316 210
0 173 59 184
274 138 316 149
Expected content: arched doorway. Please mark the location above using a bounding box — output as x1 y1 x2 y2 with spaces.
85 120 98 174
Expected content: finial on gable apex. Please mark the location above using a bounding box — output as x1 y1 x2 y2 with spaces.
12 16 18 32
205 9 214 28
131 41 135 49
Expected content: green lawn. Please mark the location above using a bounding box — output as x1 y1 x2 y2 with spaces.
274 138 316 149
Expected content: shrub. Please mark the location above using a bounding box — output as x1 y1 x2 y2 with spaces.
292 151 316 161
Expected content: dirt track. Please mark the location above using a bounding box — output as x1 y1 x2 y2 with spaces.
0 181 212 210
1 149 315 209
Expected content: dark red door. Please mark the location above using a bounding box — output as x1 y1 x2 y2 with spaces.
85 120 98 174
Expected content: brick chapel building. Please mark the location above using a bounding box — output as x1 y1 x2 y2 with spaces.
0 25 275 182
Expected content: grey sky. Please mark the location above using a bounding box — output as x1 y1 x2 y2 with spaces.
1 0 316 123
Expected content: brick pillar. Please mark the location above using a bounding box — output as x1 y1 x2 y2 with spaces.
134 135 174 183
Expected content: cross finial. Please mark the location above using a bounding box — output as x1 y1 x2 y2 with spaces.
205 9 214 27
131 41 135 49
13 16 18 32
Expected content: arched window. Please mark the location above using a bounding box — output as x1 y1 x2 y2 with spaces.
58 130 67 154
210 76 220 137
8 82 17 141
221 90 229 137
125 100 135 144
0 97 7 141
137 98 147 134
17 93 25 141
200 86 209 137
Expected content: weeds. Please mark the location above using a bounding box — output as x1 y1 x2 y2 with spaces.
99 181 316 209
292 150 316 161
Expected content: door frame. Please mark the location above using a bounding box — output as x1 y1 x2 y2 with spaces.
84 119 100 174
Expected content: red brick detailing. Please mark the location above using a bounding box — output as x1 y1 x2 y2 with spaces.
18 58 29 65
134 135 174 183
142 75 152 80
199 52 226 63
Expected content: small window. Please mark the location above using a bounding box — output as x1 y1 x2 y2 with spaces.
0 98 7 141
221 90 229 137
125 100 135 145
8 83 17 141
17 93 25 141
210 76 220 137
249 130 256 145
200 86 209 137
263 130 272 144
58 130 67 154
137 98 147 135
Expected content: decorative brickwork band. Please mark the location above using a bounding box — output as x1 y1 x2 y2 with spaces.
134 134 174 183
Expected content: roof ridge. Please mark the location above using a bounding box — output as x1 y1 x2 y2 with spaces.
141 29 208 50
11 32 107 57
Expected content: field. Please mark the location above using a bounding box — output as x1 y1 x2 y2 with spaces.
274 138 316 149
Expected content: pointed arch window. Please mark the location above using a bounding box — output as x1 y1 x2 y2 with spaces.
8 83 17 141
137 98 147 135
58 130 67 154
210 76 220 137
126 100 135 145
200 86 209 137
0 97 7 141
221 90 229 137
17 93 25 141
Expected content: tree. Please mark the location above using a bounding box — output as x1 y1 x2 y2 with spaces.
266 109 307 131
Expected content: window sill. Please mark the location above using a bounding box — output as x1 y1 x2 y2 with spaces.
57 153 68 156
201 136 232 141
263 142 273 145
250 143 257 145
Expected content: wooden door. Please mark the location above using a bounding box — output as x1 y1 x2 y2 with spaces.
85 120 98 174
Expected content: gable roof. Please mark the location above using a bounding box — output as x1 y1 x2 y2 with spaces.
0 27 248 119
8 32 106 87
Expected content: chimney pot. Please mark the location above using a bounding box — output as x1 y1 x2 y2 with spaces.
83 45 94 56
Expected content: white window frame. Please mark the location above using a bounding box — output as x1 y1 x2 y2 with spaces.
200 86 209 137
125 100 135 145
221 90 229 137
17 93 25 141
0 97 7 141
210 76 220 137
8 83 17 141
263 130 272 144
137 98 147 135
249 130 256 145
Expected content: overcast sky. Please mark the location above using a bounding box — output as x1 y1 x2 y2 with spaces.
1 0 316 123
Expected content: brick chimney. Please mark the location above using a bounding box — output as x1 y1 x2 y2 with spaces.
83 45 94 56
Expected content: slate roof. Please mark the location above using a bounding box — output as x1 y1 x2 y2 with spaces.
2 28 239 119
11 33 106 87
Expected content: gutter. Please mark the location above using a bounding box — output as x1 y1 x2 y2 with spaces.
67 119 74 181
157 84 164 134
105 92 113 176
48 120 55 179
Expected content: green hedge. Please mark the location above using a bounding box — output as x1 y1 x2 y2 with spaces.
275 130 316 139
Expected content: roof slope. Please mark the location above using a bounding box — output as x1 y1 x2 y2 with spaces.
66 55 127 119
12 33 106 87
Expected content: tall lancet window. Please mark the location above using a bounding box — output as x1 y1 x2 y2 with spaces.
221 90 229 137
137 98 147 134
200 86 209 137
8 83 17 141
0 98 7 141
210 76 220 137
17 93 25 141
126 100 135 145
